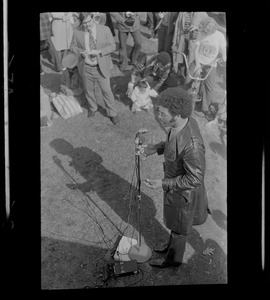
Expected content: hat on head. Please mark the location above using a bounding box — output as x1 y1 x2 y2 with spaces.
156 52 171 66
62 53 79 69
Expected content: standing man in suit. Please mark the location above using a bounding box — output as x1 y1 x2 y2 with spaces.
70 12 119 125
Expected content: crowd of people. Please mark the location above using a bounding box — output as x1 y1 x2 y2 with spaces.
40 12 226 127
40 12 227 270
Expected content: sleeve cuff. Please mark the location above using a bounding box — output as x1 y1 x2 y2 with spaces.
162 178 170 192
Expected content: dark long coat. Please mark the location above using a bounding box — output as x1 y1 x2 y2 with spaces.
156 117 209 235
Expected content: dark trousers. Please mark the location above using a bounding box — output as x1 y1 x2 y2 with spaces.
105 13 115 37
146 12 158 29
40 38 65 73
157 24 174 60
185 61 216 112
165 231 187 264
118 29 142 68
47 38 67 72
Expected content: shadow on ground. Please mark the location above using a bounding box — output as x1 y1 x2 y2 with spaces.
49 138 170 253
211 209 227 231
42 221 227 288
209 140 226 160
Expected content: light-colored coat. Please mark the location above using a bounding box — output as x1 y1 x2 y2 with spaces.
70 24 115 78
51 12 74 51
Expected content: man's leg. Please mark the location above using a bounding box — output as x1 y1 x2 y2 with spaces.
105 13 115 37
118 30 129 70
40 51 44 74
83 64 98 113
130 29 142 65
157 25 167 53
165 231 187 264
47 37 63 71
96 68 118 118
201 67 216 113
164 31 174 60
164 73 179 88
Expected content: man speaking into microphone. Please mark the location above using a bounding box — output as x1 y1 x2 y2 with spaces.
142 87 210 268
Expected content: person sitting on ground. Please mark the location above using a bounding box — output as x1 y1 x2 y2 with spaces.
127 79 158 113
129 52 179 94
60 53 84 97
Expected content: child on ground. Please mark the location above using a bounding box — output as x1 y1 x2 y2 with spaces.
127 79 158 113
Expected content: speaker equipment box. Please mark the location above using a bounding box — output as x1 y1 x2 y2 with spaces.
113 260 138 276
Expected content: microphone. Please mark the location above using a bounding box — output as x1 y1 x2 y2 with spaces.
135 129 148 147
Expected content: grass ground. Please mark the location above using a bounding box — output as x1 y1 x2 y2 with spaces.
41 16 227 288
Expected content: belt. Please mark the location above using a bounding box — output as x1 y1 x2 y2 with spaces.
85 63 98 67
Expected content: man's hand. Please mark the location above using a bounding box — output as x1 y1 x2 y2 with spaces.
144 179 162 189
80 50 90 58
89 49 101 56
140 144 157 157
158 12 165 19
188 24 198 32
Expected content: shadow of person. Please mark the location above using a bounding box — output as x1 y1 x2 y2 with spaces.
185 229 227 283
41 73 62 94
209 141 227 160
211 209 227 231
49 138 169 250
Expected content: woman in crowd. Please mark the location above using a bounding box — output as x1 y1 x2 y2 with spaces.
50 12 75 71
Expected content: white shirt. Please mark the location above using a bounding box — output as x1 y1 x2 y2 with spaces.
196 30 226 66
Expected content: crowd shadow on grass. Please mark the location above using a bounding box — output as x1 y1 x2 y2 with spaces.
41 73 62 93
49 138 170 252
41 236 107 289
42 235 152 289
211 209 227 231
209 137 227 160
185 228 227 283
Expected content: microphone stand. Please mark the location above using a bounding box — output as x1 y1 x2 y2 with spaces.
128 132 152 263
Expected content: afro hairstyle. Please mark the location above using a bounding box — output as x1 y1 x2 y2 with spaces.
156 87 193 119
156 52 171 66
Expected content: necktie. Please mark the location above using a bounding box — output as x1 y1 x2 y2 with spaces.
89 29 96 50
88 29 96 63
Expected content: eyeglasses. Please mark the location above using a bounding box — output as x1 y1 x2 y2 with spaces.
82 12 101 24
